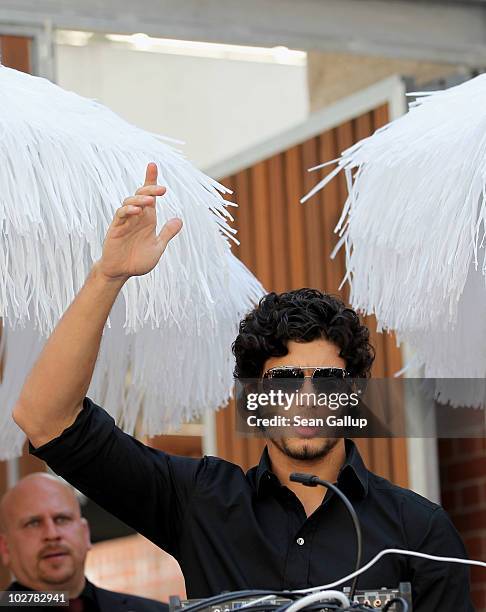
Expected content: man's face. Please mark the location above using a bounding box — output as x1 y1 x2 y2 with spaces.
0 476 91 591
263 338 346 462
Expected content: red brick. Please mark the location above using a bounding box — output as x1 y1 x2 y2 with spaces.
461 484 481 508
438 439 454 456
454 509 486 533
465 536 484 559
441 488 458 512
472 586 486 611
447 457 486 483
471 565 486 585
458 438 486 457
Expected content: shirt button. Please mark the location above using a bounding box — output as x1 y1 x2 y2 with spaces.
296 537 305 546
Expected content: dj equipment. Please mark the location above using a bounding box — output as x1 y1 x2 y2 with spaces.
169 582 412 612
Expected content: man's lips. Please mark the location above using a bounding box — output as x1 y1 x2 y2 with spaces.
291 409 323 438
40 550 69 561
293 424 320 438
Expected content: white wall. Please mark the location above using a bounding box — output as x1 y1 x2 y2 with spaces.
55 40 308 170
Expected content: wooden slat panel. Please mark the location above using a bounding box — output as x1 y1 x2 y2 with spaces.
234 170 254 270
317 131 340 294
147 435 202 457
246 438 266 468
268 155 289 293
251 162 273 289
335 122 354 304
382 323 408 486
301 138 326 291
373 104 389 130
19 445 46 478
0 36 31 73
284 147 307 288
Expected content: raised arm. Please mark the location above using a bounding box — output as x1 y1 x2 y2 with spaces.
13 163 182 447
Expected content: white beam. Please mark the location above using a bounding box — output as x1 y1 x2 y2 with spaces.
1 1 486 66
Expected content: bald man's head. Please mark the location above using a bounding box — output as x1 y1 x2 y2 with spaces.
0 472 90 597
0 473 79 532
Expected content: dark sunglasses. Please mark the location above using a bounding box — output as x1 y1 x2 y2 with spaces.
263 366 349 379
261 366 350 391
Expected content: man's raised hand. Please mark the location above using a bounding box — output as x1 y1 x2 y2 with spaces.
98 163 183 281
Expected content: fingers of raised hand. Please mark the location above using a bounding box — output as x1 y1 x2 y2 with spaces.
158 217 183 248
144 162 158 186
114 195 153 225
114 205 140 224
124 194 156 208
135 184 166 198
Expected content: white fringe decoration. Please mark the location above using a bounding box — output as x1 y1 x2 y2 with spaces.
302 74 486 407
0 66 265 458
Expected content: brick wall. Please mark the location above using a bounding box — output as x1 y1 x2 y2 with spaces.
85 534 186 603
439 439 486 611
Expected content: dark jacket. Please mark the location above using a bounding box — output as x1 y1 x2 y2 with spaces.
94 584 169 611
4 580 169 611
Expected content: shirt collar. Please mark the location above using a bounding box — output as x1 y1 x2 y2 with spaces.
256 438 368 499
255 446 279 493
339 438 369 498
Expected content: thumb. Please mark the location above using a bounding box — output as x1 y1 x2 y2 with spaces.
158 217 183 249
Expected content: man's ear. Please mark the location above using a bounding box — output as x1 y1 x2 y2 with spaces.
81 518 92 551
0 533 11 567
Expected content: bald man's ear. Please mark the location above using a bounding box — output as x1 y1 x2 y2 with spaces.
0 533 10 567
81 518 92 551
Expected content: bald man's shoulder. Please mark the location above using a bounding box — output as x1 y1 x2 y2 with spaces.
94 583 169 611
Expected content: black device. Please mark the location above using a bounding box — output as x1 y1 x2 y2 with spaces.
169 583 412 612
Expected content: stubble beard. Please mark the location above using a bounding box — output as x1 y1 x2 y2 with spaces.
273 437 339 461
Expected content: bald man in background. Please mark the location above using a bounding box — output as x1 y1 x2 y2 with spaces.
0 473 169 611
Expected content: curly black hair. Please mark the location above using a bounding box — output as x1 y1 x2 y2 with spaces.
232 288 375 378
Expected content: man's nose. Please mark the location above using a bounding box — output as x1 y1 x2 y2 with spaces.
300 377 317 404
43 519 61 540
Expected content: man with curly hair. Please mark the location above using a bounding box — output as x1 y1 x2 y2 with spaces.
232 287 375 470
14 165 472 611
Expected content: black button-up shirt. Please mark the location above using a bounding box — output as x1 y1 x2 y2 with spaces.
31 399 472 610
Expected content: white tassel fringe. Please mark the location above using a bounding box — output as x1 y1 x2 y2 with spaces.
303 74 486 407
0 66 265 459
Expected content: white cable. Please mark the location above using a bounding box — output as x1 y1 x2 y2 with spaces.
285 591 349 612
293 548 486 594
236 548 485 611
239 595 276 610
